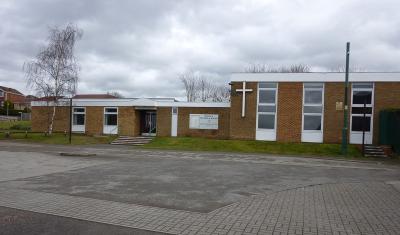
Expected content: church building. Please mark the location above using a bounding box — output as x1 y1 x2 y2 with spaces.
31 72 400 145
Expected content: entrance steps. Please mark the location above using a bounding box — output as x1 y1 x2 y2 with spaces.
111 136 154 146
363 145 388 158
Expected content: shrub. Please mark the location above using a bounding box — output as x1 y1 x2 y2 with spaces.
10 124 31 130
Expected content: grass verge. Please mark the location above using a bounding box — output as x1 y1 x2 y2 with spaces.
143 137 363 158
0 132 116 145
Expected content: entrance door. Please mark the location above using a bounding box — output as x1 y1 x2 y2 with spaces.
350 83 374 144
141 111 157 136
171 107 178 137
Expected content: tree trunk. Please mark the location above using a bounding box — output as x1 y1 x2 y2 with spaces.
48 100 57 135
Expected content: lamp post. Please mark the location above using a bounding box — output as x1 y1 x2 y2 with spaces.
69 98 72 144
341 42 350 155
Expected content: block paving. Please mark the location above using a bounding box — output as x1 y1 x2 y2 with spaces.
0 182 399 235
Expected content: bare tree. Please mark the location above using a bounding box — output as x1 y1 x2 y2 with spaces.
180 72 199 102
24 23 83 134
329 65 366 72
180 71 230 102
211 86 230 102
244 63 311 73
107 91 124 98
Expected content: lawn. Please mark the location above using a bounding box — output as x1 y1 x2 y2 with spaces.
0 120 116 145
144 137 362 158
0 132 116 145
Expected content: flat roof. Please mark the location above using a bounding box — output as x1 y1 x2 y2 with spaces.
31 98 230 108
230 72 400 82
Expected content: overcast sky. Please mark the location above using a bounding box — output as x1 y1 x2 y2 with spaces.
1 0 400 99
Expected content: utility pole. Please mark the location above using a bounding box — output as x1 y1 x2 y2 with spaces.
341 42 350 155
69 98 72 144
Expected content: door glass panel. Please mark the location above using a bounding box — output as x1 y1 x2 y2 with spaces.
353 91 372 104
73 114 85 125
259 82 277 88
258 105 276 112
258 114 275 129
259 90 276 103
353 83 373 89
304 83 323 88
351 107 372 114
73 108 85 113
351 116 371 131
304 115 322 130
304 106 323 113
105 108 117 113
105 114 117 126
304 90 322 104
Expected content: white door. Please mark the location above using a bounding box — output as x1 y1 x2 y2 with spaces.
301 83 324 143
256 83 277 141
72 107 85 133
350 83 374 144
171 107 178 137
103 107 118 134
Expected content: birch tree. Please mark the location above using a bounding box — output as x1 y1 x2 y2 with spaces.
24 23 83 134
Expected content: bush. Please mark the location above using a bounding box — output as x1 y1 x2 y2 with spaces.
0 108 21 116
10 123 31 131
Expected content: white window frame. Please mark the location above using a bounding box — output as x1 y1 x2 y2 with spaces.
301 83 324 143
256 82 278 141
103 107 118 134
72 107 86 133
350 83 374 144
0 90 4 97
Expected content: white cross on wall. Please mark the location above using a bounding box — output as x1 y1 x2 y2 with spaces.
236 81 253 117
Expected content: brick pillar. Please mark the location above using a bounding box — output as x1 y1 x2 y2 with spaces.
276 82 303 142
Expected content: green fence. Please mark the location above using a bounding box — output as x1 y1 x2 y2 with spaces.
379 109 400 154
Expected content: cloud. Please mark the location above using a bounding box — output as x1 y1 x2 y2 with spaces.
1 0 400 99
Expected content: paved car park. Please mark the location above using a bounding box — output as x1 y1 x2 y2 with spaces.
0 141 400 234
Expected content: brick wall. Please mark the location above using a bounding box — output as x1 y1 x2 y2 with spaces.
177 107 230 139
31 106 70 133
373 82 400 144
276 82 303 142
134 110 141 136
85 107 103 135
157 107 172 137
323 83 351 144
229 82 257 139
118 107 136 136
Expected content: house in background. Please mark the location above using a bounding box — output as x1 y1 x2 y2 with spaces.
30 72 400 145
73 94 118 99
0 86 27 110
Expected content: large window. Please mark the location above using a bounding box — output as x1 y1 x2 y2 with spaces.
72 107 85 125
104 107 118 126
351 83 373 132
303 83 324 131
257 83 277 130
0 90 3 97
